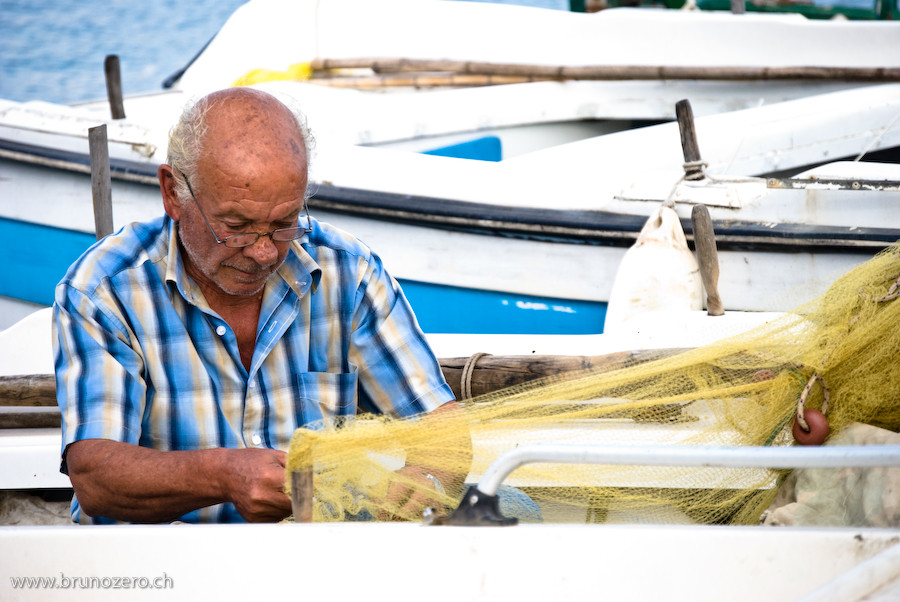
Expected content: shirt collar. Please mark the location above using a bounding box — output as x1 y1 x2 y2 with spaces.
164 217 202 306
277 239 321 298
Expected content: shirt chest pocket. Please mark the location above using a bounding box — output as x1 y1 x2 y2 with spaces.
294 370 359 428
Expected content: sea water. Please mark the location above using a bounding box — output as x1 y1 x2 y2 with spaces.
0 0 248 103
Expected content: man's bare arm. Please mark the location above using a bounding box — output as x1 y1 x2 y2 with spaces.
65 439 292 523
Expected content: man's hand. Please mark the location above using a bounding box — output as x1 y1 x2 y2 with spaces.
375 401 473 521
220 448 292 522
378 464 448 521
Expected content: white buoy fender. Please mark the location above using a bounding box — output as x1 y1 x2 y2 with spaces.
604 205 703 334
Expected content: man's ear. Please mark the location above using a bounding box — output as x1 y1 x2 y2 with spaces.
158 164 183 221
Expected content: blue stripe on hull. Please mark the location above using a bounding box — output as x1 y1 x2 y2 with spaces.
401 279 607 334
0 218 97 306
422 136 503 162
0 217 606 335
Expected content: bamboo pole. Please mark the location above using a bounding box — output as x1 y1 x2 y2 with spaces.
310 73 533 88
309 58 900 82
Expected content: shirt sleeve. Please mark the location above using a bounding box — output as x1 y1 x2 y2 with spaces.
348 252 455 419
53 284 148 471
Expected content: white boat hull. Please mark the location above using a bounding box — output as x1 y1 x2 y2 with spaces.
2 522 900 601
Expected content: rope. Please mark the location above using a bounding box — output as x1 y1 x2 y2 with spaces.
796 372 830 432
663 173 686 208
854 106 900 162
663 159 759 207
460 353 490 401
792 272 897 429
682 159 708 182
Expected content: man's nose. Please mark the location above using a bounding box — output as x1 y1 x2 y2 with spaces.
243 233 279 265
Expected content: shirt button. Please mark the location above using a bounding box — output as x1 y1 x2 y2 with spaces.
216 325 226 336
251 433 262 446
249 380 256 389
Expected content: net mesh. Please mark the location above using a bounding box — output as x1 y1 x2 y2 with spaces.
286 243 900 525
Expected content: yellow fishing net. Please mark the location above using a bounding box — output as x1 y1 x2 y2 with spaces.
286 243 900 525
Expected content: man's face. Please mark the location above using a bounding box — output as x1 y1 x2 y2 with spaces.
176 158 307 300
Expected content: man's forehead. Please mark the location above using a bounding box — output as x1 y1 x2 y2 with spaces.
215 199 303 220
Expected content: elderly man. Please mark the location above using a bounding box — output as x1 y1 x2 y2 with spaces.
53 87 464 524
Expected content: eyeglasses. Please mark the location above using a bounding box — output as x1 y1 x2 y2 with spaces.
174 167 312 248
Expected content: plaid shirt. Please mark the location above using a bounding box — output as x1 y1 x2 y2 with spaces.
53 215 454 523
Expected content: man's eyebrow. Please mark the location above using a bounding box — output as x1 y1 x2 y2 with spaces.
217 207 302 221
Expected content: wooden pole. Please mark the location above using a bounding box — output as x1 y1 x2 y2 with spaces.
289 433 314 522
89 124 114 240
310 73 533 89
291 470 314 522
309 58 900 82
440 348 682 401
691 204 725 316
675 99 705 181
0 375 57 406
730 0 746 14
0 351 684 408
0 408 61 429
104 54 126 120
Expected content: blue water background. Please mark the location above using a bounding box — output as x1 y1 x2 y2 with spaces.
0 0 248 103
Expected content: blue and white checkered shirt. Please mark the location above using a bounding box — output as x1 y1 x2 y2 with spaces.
53 215 454 523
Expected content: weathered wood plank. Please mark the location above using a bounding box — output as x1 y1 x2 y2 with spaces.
89 124 114 240
440 348 683 400
0 375 57 406
0 349 686 428
0 407 61 429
